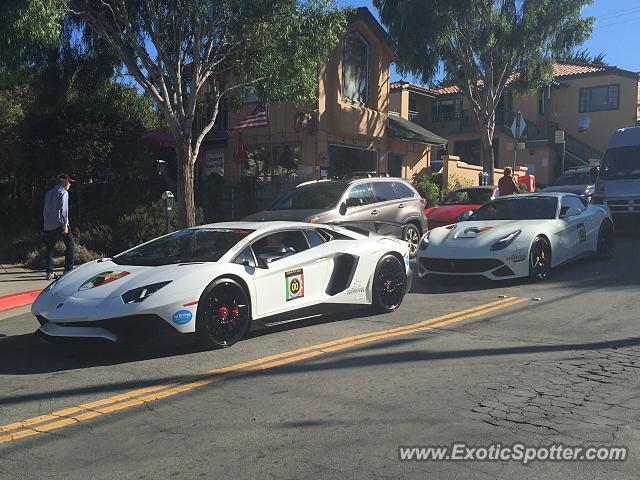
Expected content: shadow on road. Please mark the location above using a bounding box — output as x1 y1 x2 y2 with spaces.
0 305 370 377
3 332 640 407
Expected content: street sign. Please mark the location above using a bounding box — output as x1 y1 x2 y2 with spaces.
510 111 526 139
554 130 565 144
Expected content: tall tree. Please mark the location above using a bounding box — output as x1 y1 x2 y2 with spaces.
375 0 594 183
68 0 346 227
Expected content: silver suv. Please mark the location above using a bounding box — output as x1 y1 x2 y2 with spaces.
242 176 428 257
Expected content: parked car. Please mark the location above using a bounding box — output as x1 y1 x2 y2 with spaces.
417 193 613 281
541 167 595 200
33 222 412 348
423 186 498 229
243 176 428 257
593 126 640 220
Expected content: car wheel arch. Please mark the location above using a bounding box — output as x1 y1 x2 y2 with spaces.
204 274 253 318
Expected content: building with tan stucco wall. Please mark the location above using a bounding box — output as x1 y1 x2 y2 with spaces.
391 62 640 186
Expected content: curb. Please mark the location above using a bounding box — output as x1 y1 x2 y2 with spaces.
0 289 43 313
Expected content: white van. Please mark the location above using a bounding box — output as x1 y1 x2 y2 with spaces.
593 127 640 217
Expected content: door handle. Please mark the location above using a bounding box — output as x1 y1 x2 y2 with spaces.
315 257 327 262
371 210 379 215
398 203 405 208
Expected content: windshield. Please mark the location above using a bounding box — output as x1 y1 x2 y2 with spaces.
271 183 347 210
471 197 558 221
112 228 253 266
553 171 591 186
600 146 640 180
442 189 493 205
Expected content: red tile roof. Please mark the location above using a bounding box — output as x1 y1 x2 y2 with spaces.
393 61 636 97
552 61 608 78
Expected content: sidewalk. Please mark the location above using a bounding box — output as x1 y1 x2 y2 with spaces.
0 264 52 312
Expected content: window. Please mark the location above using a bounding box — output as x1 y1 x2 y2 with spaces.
252 231 309 262
372 182 397 202
243 143 301 179
432 98 462 121
343 32 369 104
244 87 262 103
392 182 416 199
579 85 620 112
304 230 325 248
560 196 586 216
346 183 375 207
233 247 256 267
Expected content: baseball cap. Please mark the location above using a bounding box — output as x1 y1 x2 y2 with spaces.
57 172 76 183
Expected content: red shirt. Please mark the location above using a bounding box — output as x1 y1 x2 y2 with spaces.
498 175 518 195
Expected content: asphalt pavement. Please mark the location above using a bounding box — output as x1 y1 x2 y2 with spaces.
0 235 639 479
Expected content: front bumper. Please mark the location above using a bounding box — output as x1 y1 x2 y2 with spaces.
417 246 529 280
35 314 181 343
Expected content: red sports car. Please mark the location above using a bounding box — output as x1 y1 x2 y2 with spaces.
424 186 498 229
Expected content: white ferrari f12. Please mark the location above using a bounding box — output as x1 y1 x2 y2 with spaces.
417 193 613 281
32 222 412 348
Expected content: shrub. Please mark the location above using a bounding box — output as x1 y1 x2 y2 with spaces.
22 241 103 270
412 173 441 207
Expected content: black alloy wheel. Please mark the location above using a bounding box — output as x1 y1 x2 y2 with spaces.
529 236 552 281
196 279 251 348
372 254 407 313
596 220 614 259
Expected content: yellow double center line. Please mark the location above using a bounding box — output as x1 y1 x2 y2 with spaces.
0 296 526 444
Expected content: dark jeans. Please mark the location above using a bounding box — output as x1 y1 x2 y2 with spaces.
44 227 75 274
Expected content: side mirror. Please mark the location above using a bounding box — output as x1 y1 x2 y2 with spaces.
339 202 348 216
255 255 270 269
457 210 475 222
561 207 581 218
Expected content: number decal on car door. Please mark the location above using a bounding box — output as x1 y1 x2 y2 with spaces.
577 223 587 243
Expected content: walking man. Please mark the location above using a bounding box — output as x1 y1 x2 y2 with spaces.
43 173 76 280
497 167 520 196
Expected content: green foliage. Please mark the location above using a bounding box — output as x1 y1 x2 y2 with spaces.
0 0 66 86
412 173 441 207
444 175 474 196
561 48 607 65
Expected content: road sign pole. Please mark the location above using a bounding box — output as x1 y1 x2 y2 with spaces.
561 142 566 174
512 143 517 171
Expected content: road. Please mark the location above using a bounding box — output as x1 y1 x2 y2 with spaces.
1 235 639 479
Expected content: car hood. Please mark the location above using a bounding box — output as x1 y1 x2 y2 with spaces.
595 179 640 198
242 209 326 222
46 259 215 300
541 184 593 196
429 220 541 248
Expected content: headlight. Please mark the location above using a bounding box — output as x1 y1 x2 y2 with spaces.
490 230 521 251
121 281 172 304
419 232 431 251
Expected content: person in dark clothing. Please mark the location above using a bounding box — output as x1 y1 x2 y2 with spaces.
43 173 76 280
498 167 519 196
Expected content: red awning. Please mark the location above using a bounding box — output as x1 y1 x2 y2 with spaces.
141 129 175 150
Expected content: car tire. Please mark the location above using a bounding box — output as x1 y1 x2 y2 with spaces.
196 278 252 349
528 236 552 281
372 254 407 314
403 223 421 259
596 220 614 259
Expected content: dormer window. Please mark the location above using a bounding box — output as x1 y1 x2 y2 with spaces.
343 32 369 105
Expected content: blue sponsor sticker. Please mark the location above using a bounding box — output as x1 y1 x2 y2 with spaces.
404 254 410 267
172 309 193 325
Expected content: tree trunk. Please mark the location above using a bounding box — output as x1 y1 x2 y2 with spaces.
175 144 196 228
480 117 496 185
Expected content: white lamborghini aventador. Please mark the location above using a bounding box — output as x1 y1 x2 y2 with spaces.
32 222 412 348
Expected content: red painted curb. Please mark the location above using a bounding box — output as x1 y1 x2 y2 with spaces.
0 289 43 312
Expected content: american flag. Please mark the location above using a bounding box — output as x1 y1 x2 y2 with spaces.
230 103 269 130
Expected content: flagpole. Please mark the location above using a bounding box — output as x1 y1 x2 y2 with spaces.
266 103 275 185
